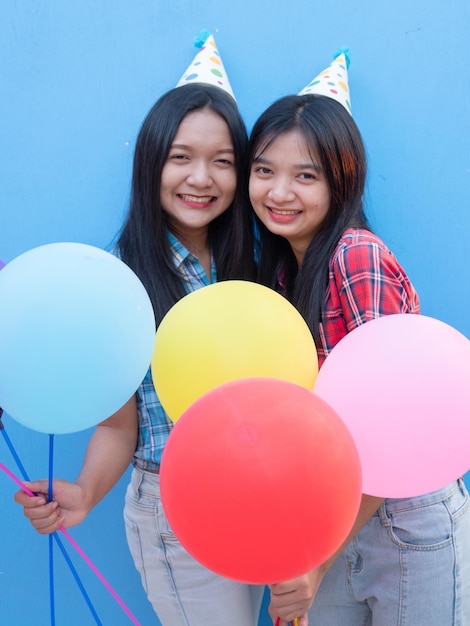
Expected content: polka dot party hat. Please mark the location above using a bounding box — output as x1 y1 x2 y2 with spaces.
176 30 235 100
298 48 352 115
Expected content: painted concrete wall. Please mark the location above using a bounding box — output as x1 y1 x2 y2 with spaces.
1 2 469 624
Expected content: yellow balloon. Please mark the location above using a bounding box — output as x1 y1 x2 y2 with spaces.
151 280 318 421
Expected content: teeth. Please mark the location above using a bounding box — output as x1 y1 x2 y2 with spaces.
270 208 300 215
180 194 214 203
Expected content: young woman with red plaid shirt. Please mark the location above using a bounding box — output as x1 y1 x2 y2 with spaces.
248 93 470 626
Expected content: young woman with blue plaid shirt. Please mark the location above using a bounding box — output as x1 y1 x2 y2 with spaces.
248 93 470 626
15 83 264 626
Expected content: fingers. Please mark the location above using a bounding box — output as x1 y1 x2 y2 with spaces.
31 511 64 534
269 604 297 626
25 500 64 534
272 617 306 626
14 486 64 535
14 479 50 499
269 576 315 623
14 489 46 507
271 612 307 625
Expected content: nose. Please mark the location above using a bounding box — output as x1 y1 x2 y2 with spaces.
267 177 295 204
186 160 212 187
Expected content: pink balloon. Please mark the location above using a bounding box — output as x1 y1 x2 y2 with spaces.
314 314 470 498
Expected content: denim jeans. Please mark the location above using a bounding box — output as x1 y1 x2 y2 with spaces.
124 467 265 625
309 479 470 625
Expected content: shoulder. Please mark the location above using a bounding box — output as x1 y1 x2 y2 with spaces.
332 228 389 261
327 227 420 315
331 228 406 277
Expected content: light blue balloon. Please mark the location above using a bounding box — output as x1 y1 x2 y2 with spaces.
0 242 156 434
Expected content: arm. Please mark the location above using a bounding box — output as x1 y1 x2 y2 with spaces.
268 494 383 625
14 396 138 534
270 234 419 624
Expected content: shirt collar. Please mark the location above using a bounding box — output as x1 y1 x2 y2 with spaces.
167 231 192 267
167 231 217 283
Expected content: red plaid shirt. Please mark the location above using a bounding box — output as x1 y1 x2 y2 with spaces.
317 228 420 367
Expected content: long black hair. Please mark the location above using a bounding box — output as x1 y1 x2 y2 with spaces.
247 94 370 344
117 83 256 326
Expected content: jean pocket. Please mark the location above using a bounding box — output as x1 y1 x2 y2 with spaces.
386 499 454 550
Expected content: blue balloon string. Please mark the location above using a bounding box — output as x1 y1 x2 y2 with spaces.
52 534 103 625
48 434 56 626
49 533 55 626
0 411 102 625
0 418 30 480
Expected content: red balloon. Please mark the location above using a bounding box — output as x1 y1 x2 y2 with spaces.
160 378 362 584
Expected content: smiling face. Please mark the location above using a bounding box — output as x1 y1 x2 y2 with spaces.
249 129 331 265
160 108 237 243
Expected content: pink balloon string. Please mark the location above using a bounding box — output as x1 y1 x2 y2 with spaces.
0 461 140 626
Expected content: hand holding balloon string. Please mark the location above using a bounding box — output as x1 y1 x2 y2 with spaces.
0 417 102 624
0 444 140 625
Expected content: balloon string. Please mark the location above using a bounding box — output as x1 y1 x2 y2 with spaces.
49 533 55 625
52 533 103 625
0 416 30 479
59 526 140 625
48 434 56 626
275 617 299 625
0 460 139 625
0 415 102 623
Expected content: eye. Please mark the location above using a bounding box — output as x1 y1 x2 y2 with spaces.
253 166 273 176
215 158 234 167
170 154 189 161
298 172 316 181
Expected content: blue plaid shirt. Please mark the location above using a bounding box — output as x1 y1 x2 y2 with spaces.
133 232 217 467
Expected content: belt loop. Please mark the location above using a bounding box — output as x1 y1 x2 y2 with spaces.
458 477 468 497
131 464 145 494
376 501 390 528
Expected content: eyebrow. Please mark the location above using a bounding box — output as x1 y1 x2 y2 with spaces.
253 155 322 172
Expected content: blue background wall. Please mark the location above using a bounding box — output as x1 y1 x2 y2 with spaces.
1 2 469 625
